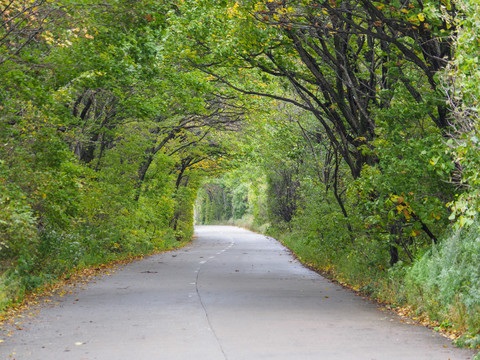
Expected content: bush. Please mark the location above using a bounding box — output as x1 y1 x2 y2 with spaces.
406 221 480 340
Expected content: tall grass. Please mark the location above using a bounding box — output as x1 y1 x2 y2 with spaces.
405 222 480 346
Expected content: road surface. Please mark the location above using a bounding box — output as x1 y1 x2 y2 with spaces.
1 226 476 359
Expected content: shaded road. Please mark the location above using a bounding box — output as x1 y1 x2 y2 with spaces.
1 226 476 359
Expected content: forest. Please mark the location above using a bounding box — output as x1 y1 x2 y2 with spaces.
1 0 480 350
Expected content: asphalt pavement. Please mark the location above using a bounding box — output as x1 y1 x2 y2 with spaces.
0 225 477 359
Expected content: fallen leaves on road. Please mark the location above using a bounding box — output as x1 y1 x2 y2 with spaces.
383 304 462 341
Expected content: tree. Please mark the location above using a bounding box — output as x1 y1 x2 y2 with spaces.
164 0 458 265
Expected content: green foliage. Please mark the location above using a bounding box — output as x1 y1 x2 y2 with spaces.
2 0 480 347
0 0 236 310
405 221 480 343
353 124 454 262
443 0 480 228
266 163 301 225
195 172 254 225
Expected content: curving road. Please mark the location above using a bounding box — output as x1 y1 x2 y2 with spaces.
1 226 476 359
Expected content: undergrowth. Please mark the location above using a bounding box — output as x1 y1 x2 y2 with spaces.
405 222 480 348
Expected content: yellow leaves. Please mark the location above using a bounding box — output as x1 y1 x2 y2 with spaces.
41 30 55 45
390 194 404 204
411 230 420 237
407 15 419 25
407 13 425 25
228 2 240 17
401 207 411 219
391 194 413 220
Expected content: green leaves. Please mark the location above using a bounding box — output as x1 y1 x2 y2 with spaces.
441 0 480 228
0 0 247 309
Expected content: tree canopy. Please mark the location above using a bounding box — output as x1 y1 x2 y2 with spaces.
1 0 480 348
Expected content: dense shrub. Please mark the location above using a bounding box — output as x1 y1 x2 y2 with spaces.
406 222 480 346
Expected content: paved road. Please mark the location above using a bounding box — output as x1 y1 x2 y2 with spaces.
1 226 476 359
